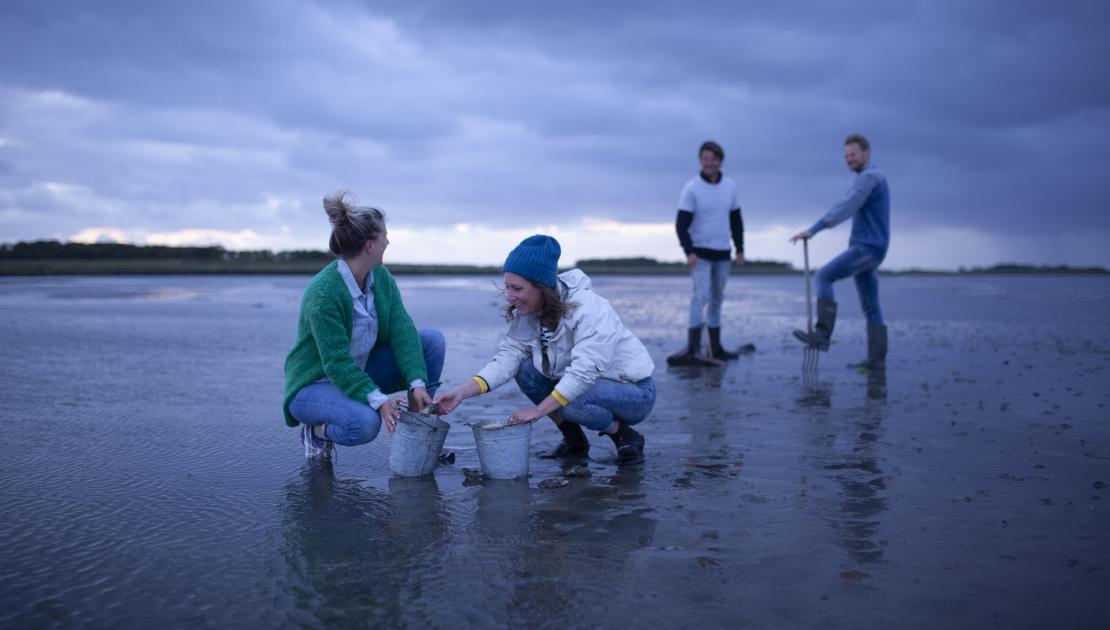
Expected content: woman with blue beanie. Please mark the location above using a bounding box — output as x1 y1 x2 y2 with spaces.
433 235 656 465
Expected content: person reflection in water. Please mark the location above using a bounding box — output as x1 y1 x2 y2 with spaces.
282 191 445 459
433 235 656 466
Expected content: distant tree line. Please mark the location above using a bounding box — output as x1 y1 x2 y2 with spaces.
0 240 332 262
960 263 1108 274
2 241 1104 274
1 242 794 268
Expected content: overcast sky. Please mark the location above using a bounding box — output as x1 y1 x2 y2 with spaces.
2 0 1108 269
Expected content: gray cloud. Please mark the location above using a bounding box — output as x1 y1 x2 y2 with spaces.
1 0 1108 263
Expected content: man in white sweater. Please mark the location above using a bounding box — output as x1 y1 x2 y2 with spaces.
668 140 755 366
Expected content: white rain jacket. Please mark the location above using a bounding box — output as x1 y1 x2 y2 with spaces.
476 269 655 404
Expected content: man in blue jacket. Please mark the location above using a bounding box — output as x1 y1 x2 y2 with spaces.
790 134 890 370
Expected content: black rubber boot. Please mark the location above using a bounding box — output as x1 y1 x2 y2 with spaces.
707 327 754 360
849 324 887 370
667 326 704 366
543 420 590 459
793 299 837 351
603 423 645 466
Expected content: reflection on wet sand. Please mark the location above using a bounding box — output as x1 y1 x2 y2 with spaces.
797 369 890 567
667 364 728 389
797 377 832 408
867 368 887 401
475 478 533 542
677 399 744 489
280 461 451 626
5 275 1109 626
453 468 658 625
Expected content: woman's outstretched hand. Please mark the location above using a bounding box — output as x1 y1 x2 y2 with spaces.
432 388 464 415
433 380 482 415
508 407 544 426
408 386 431 413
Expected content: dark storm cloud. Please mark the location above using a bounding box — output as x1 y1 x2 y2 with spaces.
1 0 1108 263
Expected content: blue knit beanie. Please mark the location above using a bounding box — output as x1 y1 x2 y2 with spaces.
502 235 561 288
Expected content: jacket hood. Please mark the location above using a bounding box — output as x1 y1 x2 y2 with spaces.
557 268 591 298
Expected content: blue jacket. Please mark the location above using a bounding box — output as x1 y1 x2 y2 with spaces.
809 163 890 256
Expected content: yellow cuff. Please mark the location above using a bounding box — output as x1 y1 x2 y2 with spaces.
551 389 569 407
471 376 490 394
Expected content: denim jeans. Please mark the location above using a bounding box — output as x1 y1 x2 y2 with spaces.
514 361 656 432
688 257 732 328
816 245 884 325
288 328 445 446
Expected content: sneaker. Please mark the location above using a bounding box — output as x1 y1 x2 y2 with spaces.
301 424 334 459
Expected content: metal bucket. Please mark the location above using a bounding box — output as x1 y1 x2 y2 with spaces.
471 421 532 480
389 411 450 478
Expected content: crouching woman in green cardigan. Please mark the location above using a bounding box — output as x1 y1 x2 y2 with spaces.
283 191 445 459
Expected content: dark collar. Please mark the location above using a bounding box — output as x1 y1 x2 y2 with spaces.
699 171 722 184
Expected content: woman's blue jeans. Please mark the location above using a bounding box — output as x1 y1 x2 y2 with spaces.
288 328 445 446
514 362 656 432
816 246 885 325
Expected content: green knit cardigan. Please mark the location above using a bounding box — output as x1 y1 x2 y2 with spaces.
283 261 428 426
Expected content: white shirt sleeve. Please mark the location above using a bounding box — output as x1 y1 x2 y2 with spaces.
678 181 697 212
367 389 390 410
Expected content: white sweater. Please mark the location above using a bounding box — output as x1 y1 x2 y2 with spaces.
678 174 739 252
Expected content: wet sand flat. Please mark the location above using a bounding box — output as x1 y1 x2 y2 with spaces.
1 274 1108 628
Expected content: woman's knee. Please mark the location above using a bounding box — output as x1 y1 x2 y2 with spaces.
419 327 445 353
560 401 611 432
333 410 382 446
289 384 351 426
514 363 554 402
419 328 446 363
514 361 540 385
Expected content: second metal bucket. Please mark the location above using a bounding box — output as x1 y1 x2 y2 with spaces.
389 411 450 478
471 421 532 480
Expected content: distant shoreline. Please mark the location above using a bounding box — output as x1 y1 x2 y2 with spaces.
2 241 1106 276
1 259 1107 277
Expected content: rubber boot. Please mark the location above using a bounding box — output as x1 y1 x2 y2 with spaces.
849 324 887 371
707 327 754 360
793 299 837 351
667 326 704 366
542 420 590 459
603 422 645 466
